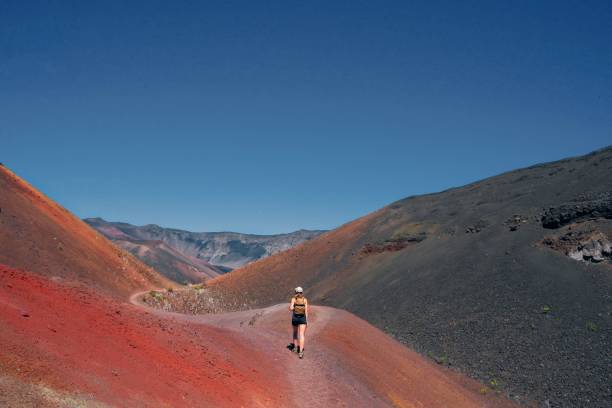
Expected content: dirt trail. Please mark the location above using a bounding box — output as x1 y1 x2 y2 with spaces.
193 305 383 407
130 294 369 406
130 292 519 408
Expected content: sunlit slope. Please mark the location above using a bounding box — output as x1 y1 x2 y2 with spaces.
0 165 171 297
0 265 290 407
209 147 612 407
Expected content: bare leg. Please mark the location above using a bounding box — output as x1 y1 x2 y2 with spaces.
292 325 298 348
298 324 306 351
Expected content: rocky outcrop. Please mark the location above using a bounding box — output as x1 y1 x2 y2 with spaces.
542 193 612 228
569 234 612 262
543 230 612 263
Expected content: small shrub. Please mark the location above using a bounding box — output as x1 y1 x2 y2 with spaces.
586 321 599 332
167 287 174 293
148 291 163 300
479 386 489 395
541 305 551 314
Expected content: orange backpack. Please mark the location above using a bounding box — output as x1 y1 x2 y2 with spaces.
293 295 306 315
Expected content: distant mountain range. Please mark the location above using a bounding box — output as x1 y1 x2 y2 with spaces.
84 218 326 283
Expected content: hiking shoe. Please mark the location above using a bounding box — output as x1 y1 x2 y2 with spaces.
298 351 304 359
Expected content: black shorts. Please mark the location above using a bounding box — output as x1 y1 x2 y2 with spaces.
292 314 307 326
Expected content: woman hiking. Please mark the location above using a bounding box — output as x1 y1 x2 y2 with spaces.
288 286 308 359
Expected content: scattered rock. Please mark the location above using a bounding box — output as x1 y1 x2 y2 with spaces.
504 215 528 231
360 232 427 255
465 220 489 234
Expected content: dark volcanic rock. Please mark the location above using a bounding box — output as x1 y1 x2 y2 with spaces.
465 219 489 233
504 215 529 231
542 192 612 228
211 145 612 408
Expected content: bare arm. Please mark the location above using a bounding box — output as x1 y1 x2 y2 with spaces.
305 299 309 319
289 298 295 311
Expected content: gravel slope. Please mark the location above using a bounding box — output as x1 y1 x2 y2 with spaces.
209 146 612 407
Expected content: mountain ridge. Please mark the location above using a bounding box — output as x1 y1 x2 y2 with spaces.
84 217 326 273
0 165 171 297
207 145 612 407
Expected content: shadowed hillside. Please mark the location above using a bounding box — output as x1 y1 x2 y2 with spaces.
208 146 612 407
0 165 171 297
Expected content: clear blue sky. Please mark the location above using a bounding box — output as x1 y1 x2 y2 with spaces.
1 1 610 234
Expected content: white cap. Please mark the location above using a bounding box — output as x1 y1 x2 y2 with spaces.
294 286 303 293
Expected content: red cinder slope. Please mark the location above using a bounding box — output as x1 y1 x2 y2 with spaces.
0 265 290 407
0 265 512 408
0 165 171 297
0 264 518 407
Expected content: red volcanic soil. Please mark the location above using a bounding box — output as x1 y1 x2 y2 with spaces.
0 165 171 297
1 264 518 407
191 305 519 408
0 265 289 407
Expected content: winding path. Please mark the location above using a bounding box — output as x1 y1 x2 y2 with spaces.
129 291 519 408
